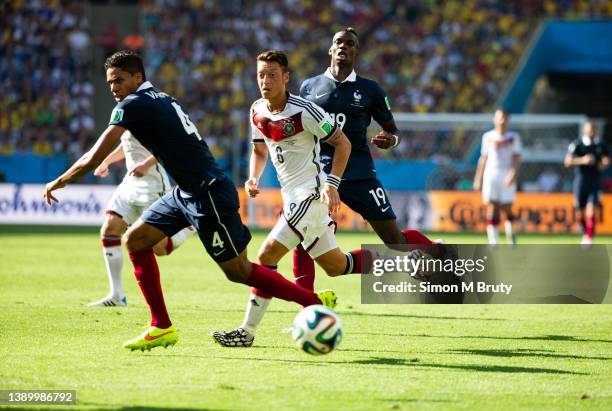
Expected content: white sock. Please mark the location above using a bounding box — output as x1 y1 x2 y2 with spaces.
504 220 515 245
240 292 271 335
486 224 499 245
167 227 195 254
102 245 124 299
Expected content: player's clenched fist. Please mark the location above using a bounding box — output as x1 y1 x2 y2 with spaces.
245 177 260 198
370 130 398 149
94 162 110 177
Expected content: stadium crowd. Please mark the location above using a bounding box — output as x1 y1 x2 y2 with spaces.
0 1 95 160
1 0 611 165
140 0 612 162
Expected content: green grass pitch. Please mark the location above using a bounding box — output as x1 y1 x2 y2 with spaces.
1 228 611 410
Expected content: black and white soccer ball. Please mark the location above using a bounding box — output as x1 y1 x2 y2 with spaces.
292 305 343 355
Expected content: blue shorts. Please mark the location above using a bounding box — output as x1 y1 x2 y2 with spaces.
574 187 601 208
141 178 251 263
574 179 600 208
338 178 396 221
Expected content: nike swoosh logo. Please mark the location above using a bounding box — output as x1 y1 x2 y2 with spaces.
144 331 173 341
315 92 329 99
381 206 390 212
213 250 225 256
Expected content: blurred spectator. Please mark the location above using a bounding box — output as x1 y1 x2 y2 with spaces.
538 167 561 192
98 22 122 58
2 0 611 185
0 1 93 163
32 127 53 156
139 0 611 166
123 34 144 51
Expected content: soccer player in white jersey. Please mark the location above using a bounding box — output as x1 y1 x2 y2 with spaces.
213 50 381 346
88 131 194 307
473 108 521 246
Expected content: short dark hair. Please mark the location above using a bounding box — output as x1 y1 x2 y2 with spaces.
337 27 360 47
257 50 289 72
104 50 146 81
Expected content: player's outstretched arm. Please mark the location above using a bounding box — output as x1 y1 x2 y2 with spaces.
44 125 125 204
245 143 269 198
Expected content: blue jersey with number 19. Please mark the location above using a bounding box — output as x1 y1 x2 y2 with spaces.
109 81 225 196
300 69 394 180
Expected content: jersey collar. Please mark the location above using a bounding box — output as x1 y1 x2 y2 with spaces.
324 68 357 83
136 81 154 91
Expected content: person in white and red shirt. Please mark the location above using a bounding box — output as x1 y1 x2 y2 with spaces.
473 109 521 246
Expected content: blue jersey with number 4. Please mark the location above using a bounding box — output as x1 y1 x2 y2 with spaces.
300 71 394 180
109 82 224 195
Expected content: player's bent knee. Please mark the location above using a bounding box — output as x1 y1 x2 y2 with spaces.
123 232 141 253
257 240 287 266
152 239 169 256
218 255 252 284
325 269 343 277
315 250 346 277
123 229 151 253
100 214 124 238
322 262 345 277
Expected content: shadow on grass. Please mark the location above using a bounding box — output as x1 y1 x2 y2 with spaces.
116 408 217 411
251 345 408 354
341 311 505 321
351 357 586 374
377 398 452 404
17 407 220 411
447 348 612 361
200 309 506 321
354 332 612 344
165 354 584 375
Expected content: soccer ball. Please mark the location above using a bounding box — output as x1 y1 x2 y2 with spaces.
291 305 343 355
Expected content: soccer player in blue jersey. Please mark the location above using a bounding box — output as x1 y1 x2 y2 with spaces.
214 29 448 346
43 50 337 351
564 120 609 245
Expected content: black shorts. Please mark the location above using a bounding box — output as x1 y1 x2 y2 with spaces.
574 179 601 209
141 178 251 263
338 178 396 221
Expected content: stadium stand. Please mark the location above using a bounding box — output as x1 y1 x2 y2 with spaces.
1 0 611 182
139 0 612 163
0 1 95 161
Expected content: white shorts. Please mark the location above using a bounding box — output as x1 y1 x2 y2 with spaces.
106 183 167 225
268 197 338 259
482 172 516 204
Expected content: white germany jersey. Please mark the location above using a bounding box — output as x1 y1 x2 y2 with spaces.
120 131 170 195
250 94 337 202
481 129 521 174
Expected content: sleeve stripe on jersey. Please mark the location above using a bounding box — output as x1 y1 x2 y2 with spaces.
320 124 338 142
287 97 324 122
252 138 264 143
